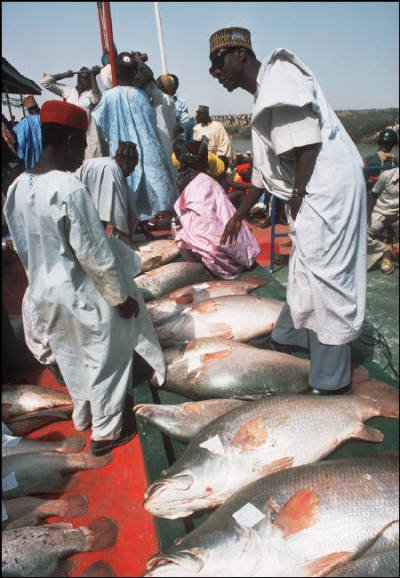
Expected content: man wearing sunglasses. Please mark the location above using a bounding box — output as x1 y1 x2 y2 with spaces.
209 26 367 395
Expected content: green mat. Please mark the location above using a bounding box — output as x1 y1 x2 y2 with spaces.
134 263 399 550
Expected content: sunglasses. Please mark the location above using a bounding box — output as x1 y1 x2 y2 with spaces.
209 48 237 74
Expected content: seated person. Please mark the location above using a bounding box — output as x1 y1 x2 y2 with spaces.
172 139 260 279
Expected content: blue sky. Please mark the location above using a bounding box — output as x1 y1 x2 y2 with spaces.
2 1 399 120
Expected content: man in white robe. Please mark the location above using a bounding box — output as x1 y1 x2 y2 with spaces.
209 27 367 394
4 101 165 455
76 141 139 245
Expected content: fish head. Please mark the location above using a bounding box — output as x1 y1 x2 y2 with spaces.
144 462 227 518
144 549 205 577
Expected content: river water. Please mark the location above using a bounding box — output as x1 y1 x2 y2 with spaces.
232 137 399 161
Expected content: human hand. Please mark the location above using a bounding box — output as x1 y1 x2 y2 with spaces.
65 69 75 78
220 215 242 246
91 66 101 76
288 196 303 221
118 296 139 319
382 214 399 228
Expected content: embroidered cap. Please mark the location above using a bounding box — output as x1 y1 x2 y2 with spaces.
40 100 88 133
209 26 252 58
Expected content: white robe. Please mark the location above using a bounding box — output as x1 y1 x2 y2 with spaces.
4 171 165 424
76 157 138 237
251 49 367 345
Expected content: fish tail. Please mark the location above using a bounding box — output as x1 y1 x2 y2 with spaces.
354 379 400 418
61 433 87 453
58 494 88 518
85 517 118 551
79 560 116 577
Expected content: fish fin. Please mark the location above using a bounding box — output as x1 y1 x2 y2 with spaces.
260 456 294 476
201 350 231 363
175 293 195 305
85 517 118 551
351 365 370 384
79 560 116 577
45 522 75 529
209 323 234 339
51 559 77 577
62 433 87 453
273 488 320 537
353 379 399 418
195 300 220 314
78 452 113 470
60 494 89 518
243 276 270 290
304 551 352 577
354 424 384 443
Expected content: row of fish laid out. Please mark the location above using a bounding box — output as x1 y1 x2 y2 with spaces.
142 453 399 577
2 383 119 577
138 378 399 519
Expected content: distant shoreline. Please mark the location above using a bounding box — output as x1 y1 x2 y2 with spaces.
220 108 399 145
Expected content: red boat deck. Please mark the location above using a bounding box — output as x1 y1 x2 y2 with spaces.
2 222 289 577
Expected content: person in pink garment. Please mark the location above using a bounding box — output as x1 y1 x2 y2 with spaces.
173 138 260 279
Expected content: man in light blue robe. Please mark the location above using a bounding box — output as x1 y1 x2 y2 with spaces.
92 52 177 222
13 98 42 169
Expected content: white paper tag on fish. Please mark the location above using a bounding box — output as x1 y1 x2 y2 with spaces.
139 245 152 252
2 472 18 492
232 502 266 528
2 500 8 522
199 435 224 455
187 354 202 373
2 433 21 447
193 283 210 292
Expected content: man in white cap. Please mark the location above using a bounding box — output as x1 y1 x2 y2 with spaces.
193 104 235 166
209 26 367 395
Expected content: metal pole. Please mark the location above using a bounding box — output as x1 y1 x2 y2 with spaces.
154 2 168 74
20 95 26 118
97 2 107 53
103 2 117 87
6 92 12 120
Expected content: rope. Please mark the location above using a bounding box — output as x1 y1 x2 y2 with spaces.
357 323 399 379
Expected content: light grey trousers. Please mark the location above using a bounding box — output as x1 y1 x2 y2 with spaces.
271 303 351 391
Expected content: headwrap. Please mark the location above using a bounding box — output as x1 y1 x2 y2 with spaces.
156 74 178 94
175 138 209 193
40 100 88 132
209 26 252 59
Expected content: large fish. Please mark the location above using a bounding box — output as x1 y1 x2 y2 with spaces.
144 380 399 519
2 432 86 456
143 454 399 577
135 399 248 442
155 295 284 347
2 517 118 577
136 239 181 272
147 277 269 326
5 407 73 436
158 337 310 399
2 451 112 498
134 262 214 301
2 384 72 420
3 494 88 530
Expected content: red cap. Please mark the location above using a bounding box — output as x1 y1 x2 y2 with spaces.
40 100 88 132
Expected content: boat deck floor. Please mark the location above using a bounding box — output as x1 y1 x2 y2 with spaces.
2 222 398 576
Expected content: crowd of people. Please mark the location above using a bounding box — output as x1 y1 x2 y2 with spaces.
2 28 398 455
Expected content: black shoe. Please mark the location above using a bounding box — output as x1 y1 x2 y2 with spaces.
90 418 137 456
309 385 352 395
